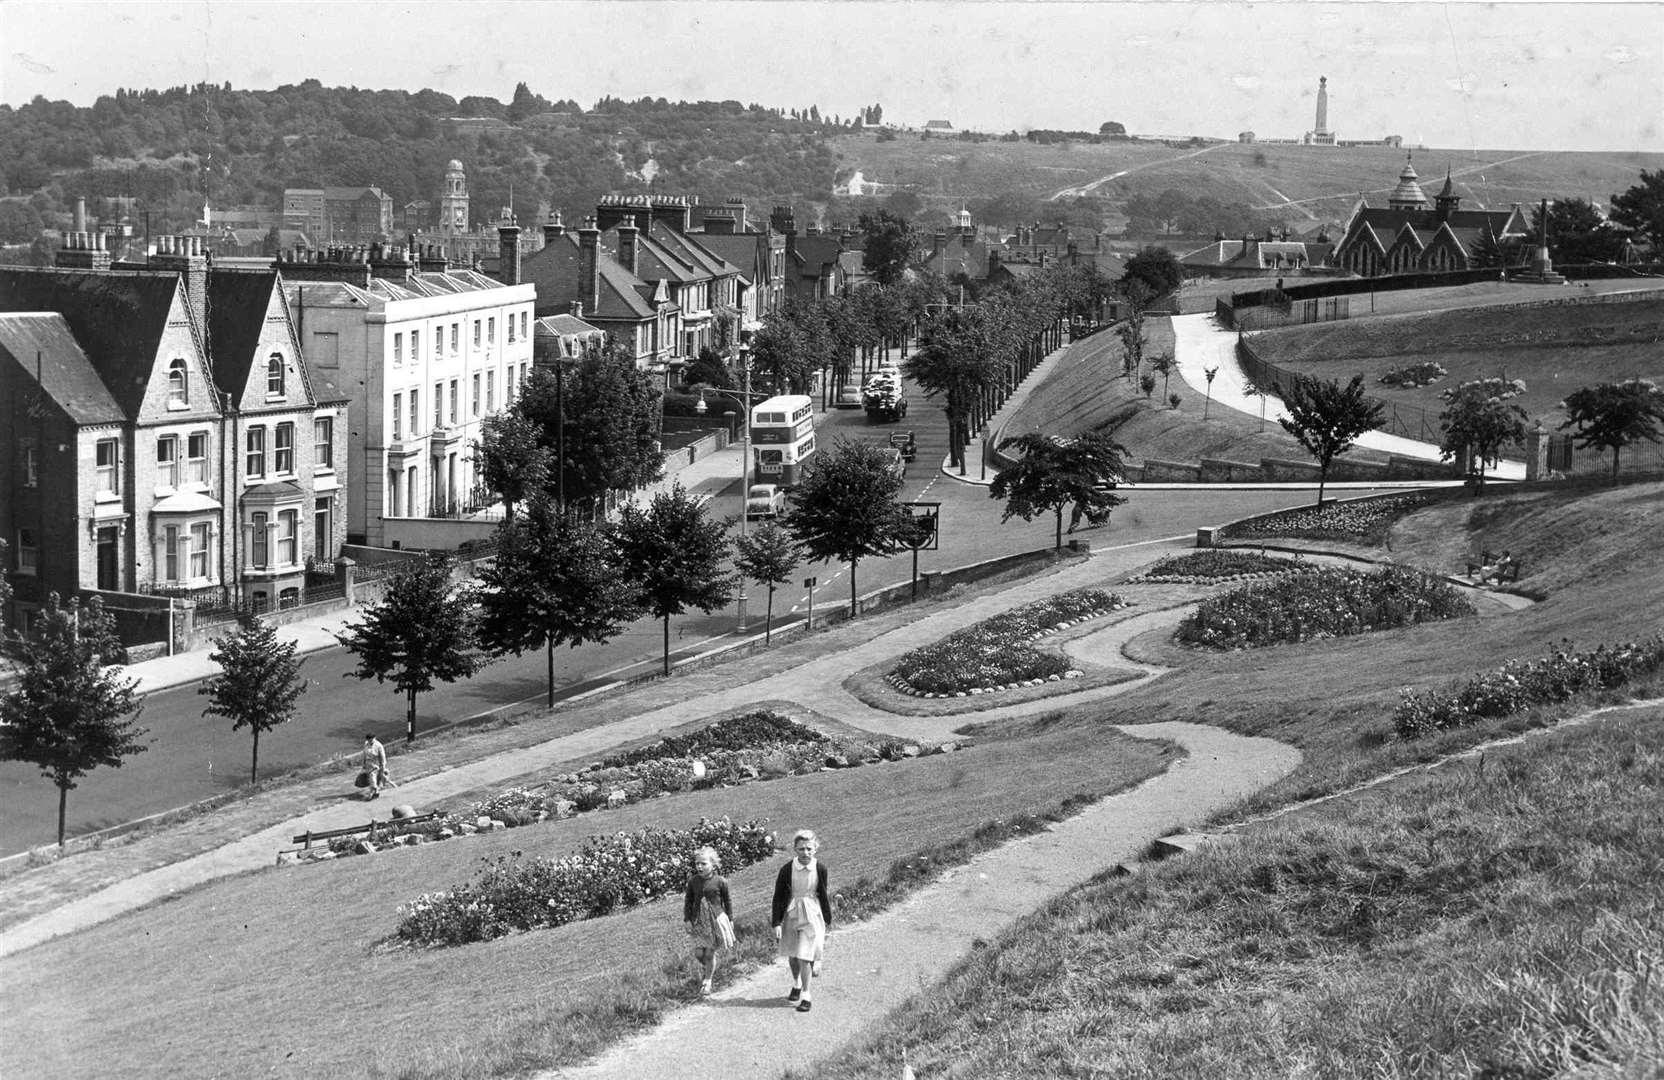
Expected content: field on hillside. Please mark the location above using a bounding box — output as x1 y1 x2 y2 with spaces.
1251 294 1664 442
829 133 1664 228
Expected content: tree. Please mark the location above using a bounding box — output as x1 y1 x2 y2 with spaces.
748 309 817 395
1278 374 1384 505
1150 351 1178 405
990 432 1129 548
0 595 145 846
198 614 306 784
1610 169 1664 247
1532 197 1623 264
1559 379 1664 485
1438 378 1530 490
336 553 487 743
1099 121 1126 137
904 304 1012 471
474 410 551 522
733 522 801 645
883 190 923 220
1115 286 1149 380
786 439 911 615
475 498 637 705
1120 245 1182 299
613 485 734 675
858 209 916 287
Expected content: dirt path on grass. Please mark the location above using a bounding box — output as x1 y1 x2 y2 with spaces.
537 720 1299 1080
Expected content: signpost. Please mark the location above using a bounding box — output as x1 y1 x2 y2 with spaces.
901 501 941 598
803 576 817 631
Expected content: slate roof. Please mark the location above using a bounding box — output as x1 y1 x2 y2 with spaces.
0 267 183 418
519 233 658 321
1179 239 1334 270
790 234 844 280
1337 206 1524 257
691 233 767 283
0 312 124 424
206 270 282 399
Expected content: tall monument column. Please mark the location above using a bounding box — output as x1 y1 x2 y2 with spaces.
1315 76 1329 136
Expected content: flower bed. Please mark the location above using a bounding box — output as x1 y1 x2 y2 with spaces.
1379 361 1447 388
1137 550 1299 583
313 711 952 859
887 589 1125 697
396 817 775 947
1176 565 1473 650
1218 494 1433 545
1395 635 1664 738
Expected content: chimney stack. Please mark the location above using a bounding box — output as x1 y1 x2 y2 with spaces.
618 215 640 276
55 228 114 271
149 234 209 331
578 216 601 315
498 217 522 286
570 300 584 318
543 209 565 245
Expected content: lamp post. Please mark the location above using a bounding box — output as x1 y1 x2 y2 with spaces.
702 357 754 631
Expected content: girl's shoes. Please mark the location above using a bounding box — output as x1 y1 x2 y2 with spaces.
786 987 802 1002
796 999 813 1013
700 979 713 996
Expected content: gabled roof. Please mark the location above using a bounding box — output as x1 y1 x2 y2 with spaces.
647 222 738 279
790 234 843 279
0 267 183 418
1179 239 1328 269
0 312 124 424
206 269 282 398
519 234 658 322
691 232 767 279
534 314 604 337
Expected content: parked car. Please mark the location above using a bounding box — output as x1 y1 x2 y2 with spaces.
889 430 917 462
745 483 787 518
834 384 863 409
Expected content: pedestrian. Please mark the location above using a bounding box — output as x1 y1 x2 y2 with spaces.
359 733 391 799
771 829 830 1013
683 846 735 996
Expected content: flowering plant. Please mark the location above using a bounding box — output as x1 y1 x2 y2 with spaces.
890 589 1124 696
1141 551 1297 581
1176 565 1472 650
1380 361 1448 389
1219 494 1433 544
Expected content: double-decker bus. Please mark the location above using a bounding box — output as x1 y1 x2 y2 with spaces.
749 394 817 486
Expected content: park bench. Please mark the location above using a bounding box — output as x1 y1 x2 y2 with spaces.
278 809 446 861
1465 550 1524 585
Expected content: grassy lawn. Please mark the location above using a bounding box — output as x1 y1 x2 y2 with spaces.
0 712 1176 1079
810 701 1664 1078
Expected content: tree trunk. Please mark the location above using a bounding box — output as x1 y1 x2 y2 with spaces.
662 615 672 676
849 557 859 617
546 639 556 707
1612 448 1622 485
765 585 775 645
406 687 417 743
57 783 67 847
1316 465 1328 507
1055 506 1064 549
250 728 260 786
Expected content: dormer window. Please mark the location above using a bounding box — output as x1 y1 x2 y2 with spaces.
168 358 189 406
267 353 285 397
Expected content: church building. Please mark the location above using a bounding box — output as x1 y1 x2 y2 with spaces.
1331 156 1530 277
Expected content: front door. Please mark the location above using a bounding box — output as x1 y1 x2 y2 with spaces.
96 527 119 591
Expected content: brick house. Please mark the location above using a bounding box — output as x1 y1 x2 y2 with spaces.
1331 158 1529 276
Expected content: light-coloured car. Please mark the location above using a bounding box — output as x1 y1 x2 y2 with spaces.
834 384 863 409
745 483 786 519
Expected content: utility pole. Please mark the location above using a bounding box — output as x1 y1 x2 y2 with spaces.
736 354 752 631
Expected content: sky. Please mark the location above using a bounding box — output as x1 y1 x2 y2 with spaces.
2 0 1660 152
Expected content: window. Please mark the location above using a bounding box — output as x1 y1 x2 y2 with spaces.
486 370 495 413
251 512 269 569
168 358 188 406
471 373 481 417
96 438 120 494
277 509 298 566
393 332 403 365
267 353 285 397
314 497 332 561
17 527 38 576
410 389 420 436
508 313 517 343
488 316 495 343
187 432 209 484
520 311 527 339
450 323 458 353
313 417 333 471
411 330 420 363
279 587 300 610
156 435 179 488
392 393 403 440
190 522 210 580
23 444 38 487
245 427 265 479
163 526 180 583
473 319 481 346
506 365 516 400
449 380 458 424
274 423 294 474
433 382 444 428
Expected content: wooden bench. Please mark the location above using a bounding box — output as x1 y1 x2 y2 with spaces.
279 809 446 860
1465 550 1523 584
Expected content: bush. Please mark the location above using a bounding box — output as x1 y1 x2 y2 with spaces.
1176 565 1473 650
395 818 775 947
602 710 813 767
891 589 1124 695
1379 361 1448 388
1395 635 1664 738
1219 494 1433 545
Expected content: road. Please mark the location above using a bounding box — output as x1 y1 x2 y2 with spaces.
0 378 1320 856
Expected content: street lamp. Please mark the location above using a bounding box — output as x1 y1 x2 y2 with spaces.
735 354 753 631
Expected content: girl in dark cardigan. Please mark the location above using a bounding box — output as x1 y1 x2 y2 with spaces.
771 829 831 1013
683 846 734 996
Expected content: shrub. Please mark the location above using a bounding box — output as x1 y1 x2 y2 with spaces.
1379 361 1448 388
1395 635 1664 738
890 589 1125 695
1176 565 1473 650
395 817 775 947
601 710 814 767
1219 494 1433 545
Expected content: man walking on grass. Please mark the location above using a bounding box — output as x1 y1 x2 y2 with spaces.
360 733 393 799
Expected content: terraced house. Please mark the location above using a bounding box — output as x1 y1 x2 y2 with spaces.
0 234 347 625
